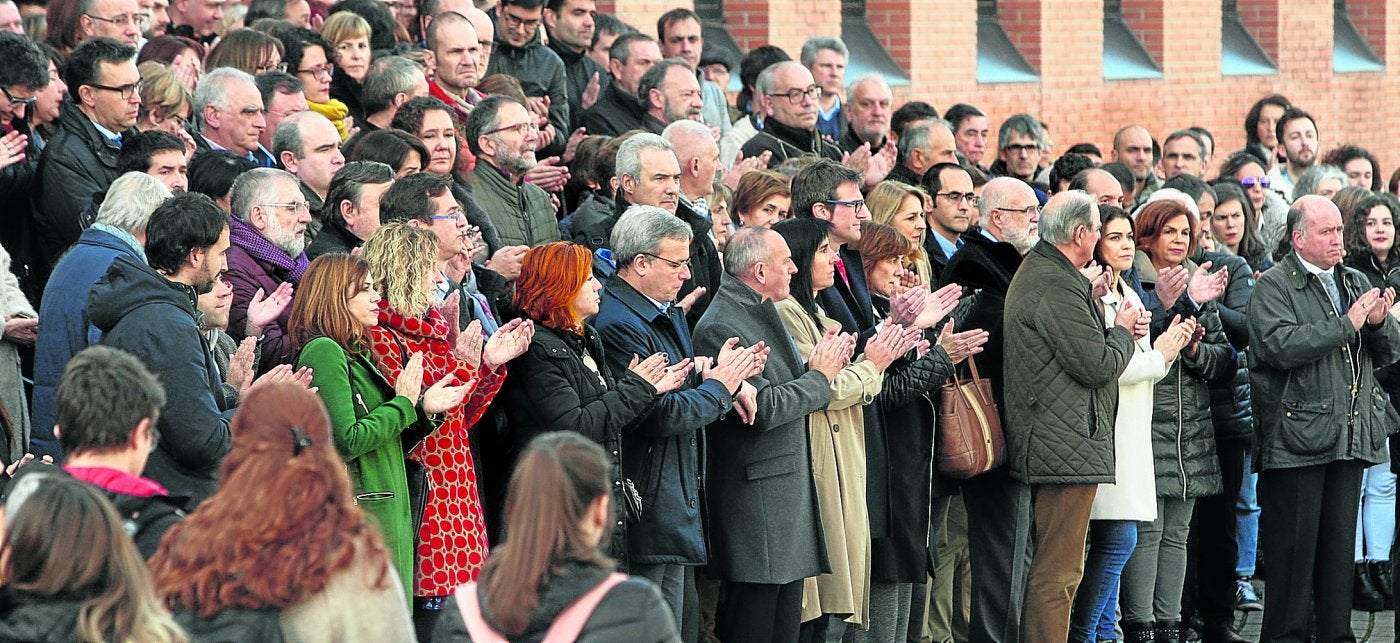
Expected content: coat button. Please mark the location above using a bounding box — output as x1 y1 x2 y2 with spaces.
614 480 621 486
833 423 841 433
690 436 697 446
689 499 697 508
612 450 619 457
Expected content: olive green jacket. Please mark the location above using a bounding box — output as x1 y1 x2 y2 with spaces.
467 161 560 248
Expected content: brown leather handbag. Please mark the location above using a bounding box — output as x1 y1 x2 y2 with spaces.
937 356 1006 479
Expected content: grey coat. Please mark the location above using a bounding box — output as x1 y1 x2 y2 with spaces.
692 275 833 584
1247 253 1400 470
1003 242 1136 484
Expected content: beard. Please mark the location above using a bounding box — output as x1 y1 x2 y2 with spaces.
265 214 306 256
1003 225 1040 255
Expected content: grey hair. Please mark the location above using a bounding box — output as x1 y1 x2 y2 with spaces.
611 205 693 267
637 57 690 107
977 177 1028 228
96 172 172 234
272 111 331 160
193 67 257 127
1038 190 1097 245
897 122 931 165
724 226 778 276
615 133 673 181
1293 164 1348 199
361 56 423 116
998 113 1048 151
845 74 889 106
800 36 848 67
230 167 298 221
755 60 804 97
661 118 712 152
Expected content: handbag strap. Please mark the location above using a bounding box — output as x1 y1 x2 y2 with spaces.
542 573 627 643
964 354 982 383
454 582 509 643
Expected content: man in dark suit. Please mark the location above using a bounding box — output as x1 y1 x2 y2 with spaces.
692 226 849 643
920 162 975 284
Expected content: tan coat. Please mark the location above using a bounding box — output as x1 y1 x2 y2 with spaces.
775 297 884 627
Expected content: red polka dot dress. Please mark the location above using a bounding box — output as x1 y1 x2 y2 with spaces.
368 301 504 599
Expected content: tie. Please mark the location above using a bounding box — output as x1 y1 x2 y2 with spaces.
834 257 850 287
1318 272 1343 315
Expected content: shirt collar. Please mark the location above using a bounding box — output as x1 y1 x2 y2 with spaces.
817 95 842 120
981 228 1000 243
92 118 121 144
931 228 961 258
1295 252 1332 276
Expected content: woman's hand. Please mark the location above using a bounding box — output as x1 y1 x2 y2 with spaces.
651 358 693 394
421 375 472 414
628 352 669 384
482 318 534 369
1154 315 1193 363
863 322 923 372
1186 261 1228 304
911 284 962 330
226 336 257 393
395 353 425 405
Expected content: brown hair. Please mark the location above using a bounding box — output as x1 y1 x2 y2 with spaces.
476 73 528 103
288 253 374 353
513 242 593 334
855 221 916 275
481 431 614 635
149 384 392 615
1134 200 1198 262
732 169 791 225
206 28 285 75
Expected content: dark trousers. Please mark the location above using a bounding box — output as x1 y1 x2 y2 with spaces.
1258 459 1365 643
1183 437 1248 627
962 467 1033 643
718 579 803 643
634 563 699 643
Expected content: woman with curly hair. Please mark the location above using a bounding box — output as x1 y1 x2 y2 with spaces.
0 473 186 643
359 222 533 636
291 253 470 600
148 383 413 641
1323 144 1383 192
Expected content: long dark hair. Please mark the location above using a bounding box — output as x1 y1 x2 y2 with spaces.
482 432 614 636
1344 193 1399 270
771 217 834 330
1244 94 1290 146
1093 204 1132 267
1208 180 1265 267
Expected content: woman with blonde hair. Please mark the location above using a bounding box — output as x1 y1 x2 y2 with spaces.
322 11 371 121
0 474 187 643
135 62 194 143
866 180 932 284
206 28 286 75
149 383 414 641
359 222 533 636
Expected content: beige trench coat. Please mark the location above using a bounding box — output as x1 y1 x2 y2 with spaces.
776 297 884 627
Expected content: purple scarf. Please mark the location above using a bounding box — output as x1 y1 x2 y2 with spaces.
229 216 309 283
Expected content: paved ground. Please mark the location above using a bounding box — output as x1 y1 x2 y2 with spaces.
1228 581 1395 641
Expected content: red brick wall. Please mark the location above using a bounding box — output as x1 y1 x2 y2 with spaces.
611 0 1400 176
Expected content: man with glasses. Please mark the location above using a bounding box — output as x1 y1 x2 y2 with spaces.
640 58 702 133
76 0 142 46
224 168 306 373
741 61 842 168
465 95 559 248
381 172 472 269
581 32 660 137
485 0 568 157
34 37 140 272
194 68 270 166
254 71 306 164
921 162 975 282
989 113 1047 185
936 176 1042 643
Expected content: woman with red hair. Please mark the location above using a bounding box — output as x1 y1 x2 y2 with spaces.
148 382 414 641
358 223 534 636
499 241 690 565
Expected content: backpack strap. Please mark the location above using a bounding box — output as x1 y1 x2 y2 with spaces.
541 573 628 643
454 582 509 643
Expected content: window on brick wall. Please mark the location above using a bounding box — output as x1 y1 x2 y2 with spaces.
1221 0 1276 75
976 0 1039 83
1334 0 1384 72
839 0 910 87
1103 0 1161 79
694 0 744 90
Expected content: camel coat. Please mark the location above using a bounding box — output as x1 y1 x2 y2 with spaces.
775 297 884 627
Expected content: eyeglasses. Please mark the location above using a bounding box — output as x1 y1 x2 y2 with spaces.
1240 176 1271 189
85 12 138 27
996 204 1040 216
0 86 36 108
502 11 541 29
256 61 288 73
766 85 822 104
641 252 692 269
936 191 979 205
297 64 335 79
1003 143 1040 154
88 81 143 100
430 210 465 221
483 121 538 137
167 112 189 128
825 198 867 212
261 201 310 213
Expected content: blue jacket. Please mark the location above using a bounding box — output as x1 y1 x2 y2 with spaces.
30 227 144 458
594 277 733 565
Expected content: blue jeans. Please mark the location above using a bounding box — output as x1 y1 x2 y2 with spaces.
1355 459 1397 561
1235 452 1260 577
1069 520 1137 643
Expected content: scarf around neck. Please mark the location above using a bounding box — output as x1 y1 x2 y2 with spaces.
229 216 309 283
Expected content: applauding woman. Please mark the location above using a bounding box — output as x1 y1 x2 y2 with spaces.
291 253 470 601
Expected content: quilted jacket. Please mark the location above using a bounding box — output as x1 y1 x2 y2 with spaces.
1003 242 1136 484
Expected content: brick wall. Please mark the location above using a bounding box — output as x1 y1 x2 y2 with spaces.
612 0 1400 176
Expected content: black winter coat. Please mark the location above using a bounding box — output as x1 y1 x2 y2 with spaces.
1195 250 1257 443
549 39 609 131
0 590 84 642
581 82 650 137
499 324 659 564
676 199 723 327
32 99 133 271
740 118 844 168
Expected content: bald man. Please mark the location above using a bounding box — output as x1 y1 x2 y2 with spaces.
1111 124 1157 197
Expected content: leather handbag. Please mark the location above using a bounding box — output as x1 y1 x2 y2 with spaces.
937 356 1006 479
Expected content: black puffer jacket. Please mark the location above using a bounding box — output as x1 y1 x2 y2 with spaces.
485 35 568 157
1137 253 1235 499
1347 252 1400 417
1196 250 1256 442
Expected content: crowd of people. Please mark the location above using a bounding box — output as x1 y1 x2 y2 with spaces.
0 0 1397 641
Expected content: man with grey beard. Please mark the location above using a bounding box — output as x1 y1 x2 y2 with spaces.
224 167 303 374
465 95 561 247
936 176 1041 643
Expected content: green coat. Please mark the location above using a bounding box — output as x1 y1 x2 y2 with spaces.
296 336 434 601
467 161 561 248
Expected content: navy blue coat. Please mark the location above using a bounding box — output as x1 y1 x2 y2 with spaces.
30 227 145 458
594 277 733 566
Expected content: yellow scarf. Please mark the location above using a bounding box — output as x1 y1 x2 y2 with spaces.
307 99 351 141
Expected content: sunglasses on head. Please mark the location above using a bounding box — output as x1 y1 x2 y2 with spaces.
1240 176 1271 189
